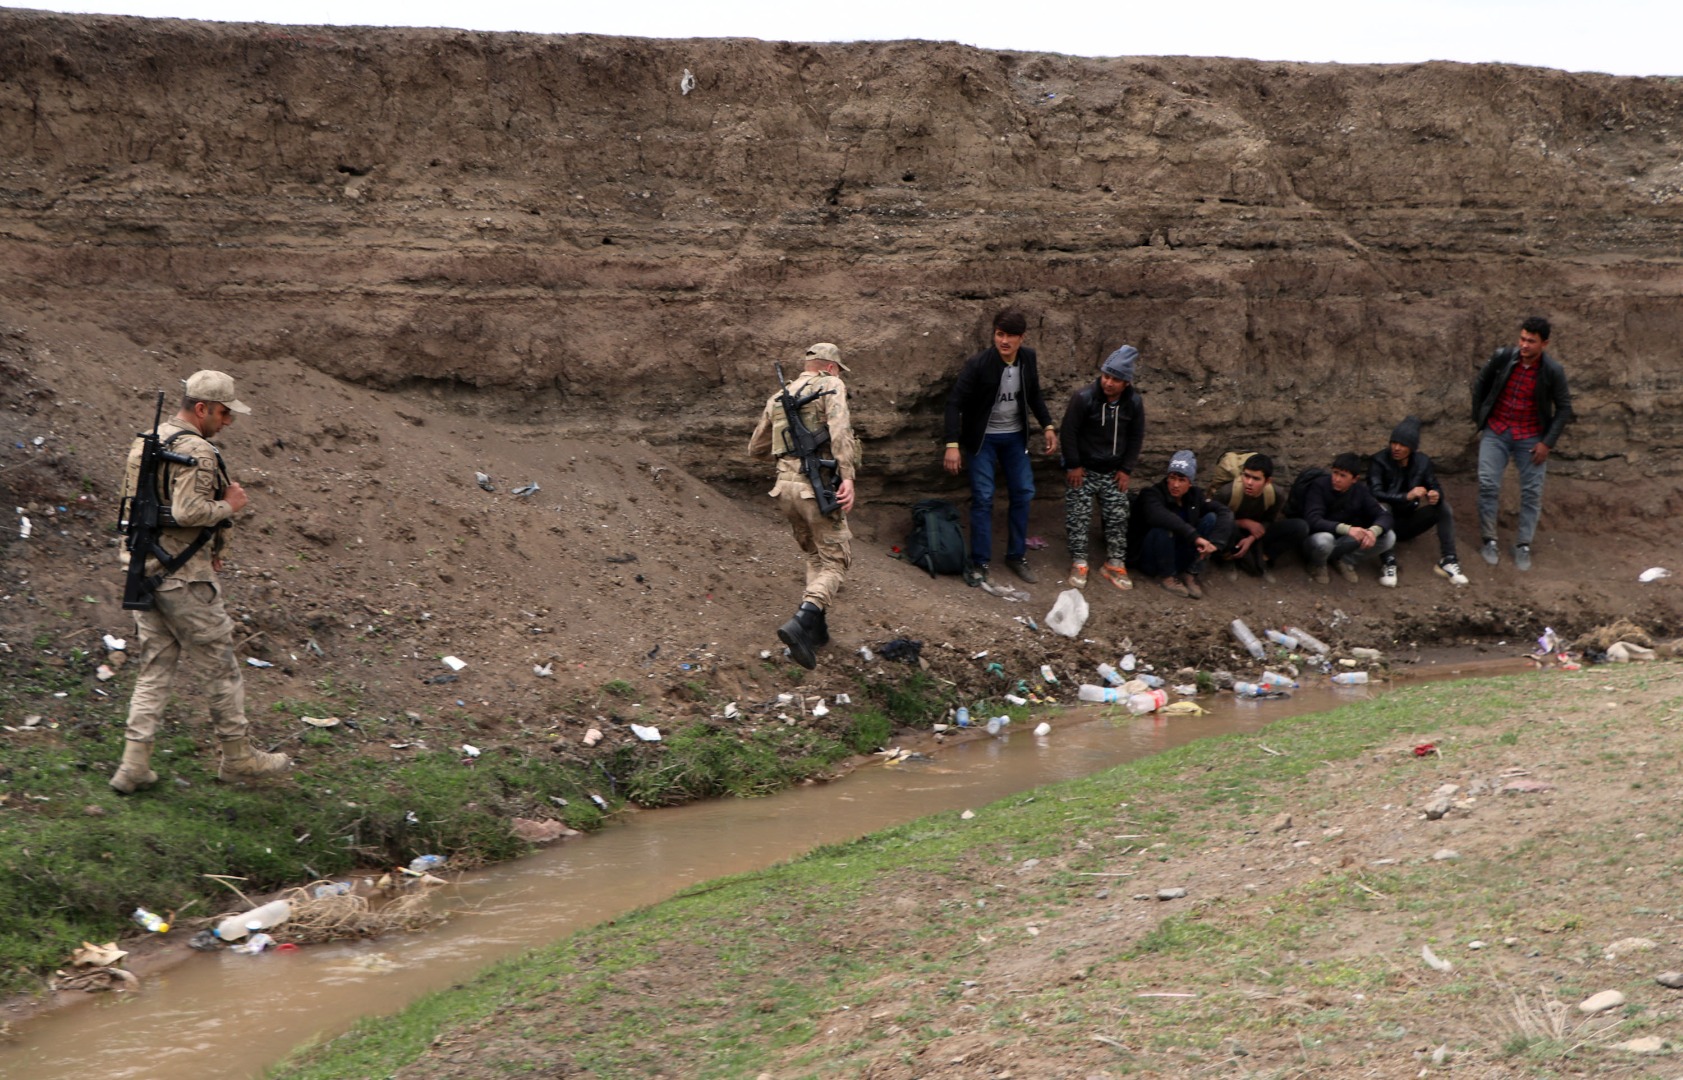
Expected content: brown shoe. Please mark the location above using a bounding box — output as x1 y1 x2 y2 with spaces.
219 737 292 781
1180 573 1203 599
109 740 159 794
1159 576 1190 598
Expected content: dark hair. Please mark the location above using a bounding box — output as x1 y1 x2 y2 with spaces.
1331 452 1365 475
1242 453 1273 479
992 309 1028 336
181 394 210 411
1520 315 1551 341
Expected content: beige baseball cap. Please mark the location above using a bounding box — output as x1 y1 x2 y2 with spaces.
804 342 850 372
183 370 252 414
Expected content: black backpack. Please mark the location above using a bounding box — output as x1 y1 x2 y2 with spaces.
1284 467 1329 519
904 499 967 577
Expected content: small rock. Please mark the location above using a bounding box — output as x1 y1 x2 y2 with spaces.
1605 937 1659 959
1432 849 1460 861
83 804 107 817
1500 777 1556 794
1423 797 1453 820
1655 971 1683 989
1578 989 1625 1015
960 809 975 820
1468 940 1486 949
1157 887 1187 901
1611 1036 1665 1054
1267 812 1292 833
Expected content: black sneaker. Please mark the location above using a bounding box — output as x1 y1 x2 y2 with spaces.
1005 558 1038 584
963 563 989 587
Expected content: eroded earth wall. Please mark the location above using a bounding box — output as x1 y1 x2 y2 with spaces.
4 10 1683 496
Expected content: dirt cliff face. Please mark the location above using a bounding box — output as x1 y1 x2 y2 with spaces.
4 10 1683 497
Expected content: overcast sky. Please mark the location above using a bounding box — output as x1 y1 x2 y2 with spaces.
22 0 1683 77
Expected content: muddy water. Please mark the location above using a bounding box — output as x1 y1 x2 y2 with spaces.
0 670 1515 1080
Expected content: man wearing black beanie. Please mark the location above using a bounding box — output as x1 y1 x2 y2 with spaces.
1368 417 1467 587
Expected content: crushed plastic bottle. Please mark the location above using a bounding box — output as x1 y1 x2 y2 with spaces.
408 854 445 874
131 907 170 934
1096 663 1124 686
232 932 274 955
1264 629 1298 650
1232 681 1269 698
1331 671 1371 685
1135 672 1165 689
312 882 353 899
1003 694 1027 706
1077 684 1123 704
1259 670 1299 690
214 899 292 942
1284 626 1330 655
1039 665 1058 685
1125 689 1167 715
985 716 1011 735
1229 619 1266 660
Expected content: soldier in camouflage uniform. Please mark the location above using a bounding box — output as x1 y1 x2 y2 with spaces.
748 343 860 669
111 370 291 793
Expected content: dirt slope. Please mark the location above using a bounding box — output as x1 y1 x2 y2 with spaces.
2 10 1681 742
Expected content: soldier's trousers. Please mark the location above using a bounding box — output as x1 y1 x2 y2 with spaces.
775 483 851 610
124 578 250 744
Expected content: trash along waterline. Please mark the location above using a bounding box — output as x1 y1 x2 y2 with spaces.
0 672 1506 1080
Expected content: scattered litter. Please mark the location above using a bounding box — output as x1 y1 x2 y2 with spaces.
95 665 115 681
16 514 31 539
1607 641 1657 663
960 809 976 820
834 693 851 705
1349 647 1382 660
300 716 341 728
424 674 457 684
511 482 540 497
306 638 325 657
408 855 445 873
583 727 604 746
812 700 829 717
629 723 662 742
589 793 608 810
1025 535 1047 549
533 662 553 677
214 899 292 942
474 471 494 492
1413 742 1438 757
1420 945 1454 972
461 743 481 758
1046 589 1089 638
1033 722 1051 736
102 634 126 652
722 702 740 719
1158 701 1206 716
679 67 695 95
1639 567 1671 582
1040 664 1058 684
1172 684 1198 696
970 650 989 660
511 817 578 843
441 655 467 672
313 882 352 899
130 908 169 934
979 579 1030 602
875 638 923 664
1229 619 1266 660
246 658 275 668
73 941 128 967
858 645 875 662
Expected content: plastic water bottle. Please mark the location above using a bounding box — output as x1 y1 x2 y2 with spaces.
1259 670 1298 690
1004 694 1027 706
214 899 291 942
1331 671 1370 685
1096 663 1124 686
1233 681 1268 698
1284 626 1330 655
232 932 274 955
1229 619 1265 660
1264 629 1298 650
1136 672 1165 689
985 716 1011 735
1078 684 1123 704
408 854 445 874
1125 689 1167 715
1040 664 1058 685
955 706 971 727
131 907 170 934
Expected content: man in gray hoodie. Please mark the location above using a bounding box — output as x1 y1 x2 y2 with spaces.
1058 346 1145 590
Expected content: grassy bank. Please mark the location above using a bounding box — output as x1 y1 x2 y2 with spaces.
271 667 1683 1078
0 652 948 994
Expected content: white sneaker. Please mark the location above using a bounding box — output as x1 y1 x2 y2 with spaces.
1435 558 1469 586
1379 563 1398 588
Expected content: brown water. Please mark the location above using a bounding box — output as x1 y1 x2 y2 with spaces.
0 671 1515 1080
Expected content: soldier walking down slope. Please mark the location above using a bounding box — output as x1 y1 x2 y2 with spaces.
111 370 291 793
748 343 860 670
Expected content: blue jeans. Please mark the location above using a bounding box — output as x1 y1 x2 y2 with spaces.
1138 512 1220 578
966 431 1034 566
1477 429 1546 545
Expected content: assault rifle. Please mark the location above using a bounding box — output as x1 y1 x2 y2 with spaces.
118 392 205 611
774 362 842 516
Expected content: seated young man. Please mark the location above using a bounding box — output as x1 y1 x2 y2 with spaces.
1301 452 1395 585
1134 450 1233 599
1367 417 1467 587
1210 453 1309 583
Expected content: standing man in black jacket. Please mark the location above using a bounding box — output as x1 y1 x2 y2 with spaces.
1058 345 1145 591
942 309 1058 585
1368 417 1467 588
1472 315 1573 571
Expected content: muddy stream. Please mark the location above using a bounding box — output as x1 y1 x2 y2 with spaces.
0 658 1524 1079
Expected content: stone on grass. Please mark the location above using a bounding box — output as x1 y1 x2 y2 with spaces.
1604 937 1658 959
1432 849 1460 861
1611 1036 1665 1054
1157 887 1188 901
1578 989 1625 1014
1656 971 1683 989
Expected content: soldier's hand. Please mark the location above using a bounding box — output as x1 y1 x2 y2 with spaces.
223 481 249 514
836 477 856 514
942 447 962 475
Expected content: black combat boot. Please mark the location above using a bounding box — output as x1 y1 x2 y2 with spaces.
813 607 830 648
778 602 824 670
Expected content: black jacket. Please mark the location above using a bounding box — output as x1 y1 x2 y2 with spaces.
1301 474 1393 537
943 345 1055 454
1367 449 1442 515
1136 480 1234 548
1472 347 1573 447
1058 380 1144 475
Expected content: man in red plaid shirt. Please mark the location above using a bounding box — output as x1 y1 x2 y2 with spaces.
1472 316 1574 571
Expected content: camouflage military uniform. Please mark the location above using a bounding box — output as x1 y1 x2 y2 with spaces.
748 369 860 609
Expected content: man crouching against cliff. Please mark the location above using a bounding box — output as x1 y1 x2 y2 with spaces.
748 343 860 669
